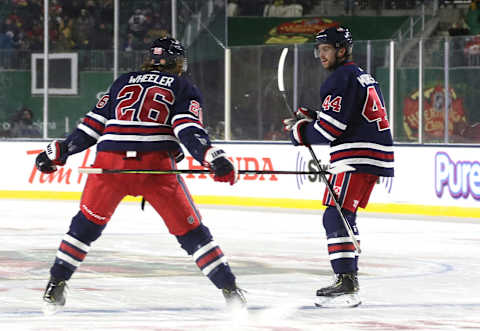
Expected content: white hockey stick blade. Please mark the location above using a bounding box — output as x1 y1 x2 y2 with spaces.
326 164 355 175
277 48 288 92
78 167 103 174
315 293 361 308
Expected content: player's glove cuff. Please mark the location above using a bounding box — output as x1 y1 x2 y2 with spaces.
46 140 68 165
203 146 226 167
35 140 68 174
203 147 238 186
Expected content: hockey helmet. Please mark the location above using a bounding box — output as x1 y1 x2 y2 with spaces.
314 26 353 58
150 37 187 72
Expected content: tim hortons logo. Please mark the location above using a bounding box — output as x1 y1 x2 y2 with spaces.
27 148 92 184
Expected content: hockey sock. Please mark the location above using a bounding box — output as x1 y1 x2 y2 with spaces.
322 206 359 274
51 211 106 280
176 224 236 289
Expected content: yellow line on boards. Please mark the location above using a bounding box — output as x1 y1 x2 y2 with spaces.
0 190 479 218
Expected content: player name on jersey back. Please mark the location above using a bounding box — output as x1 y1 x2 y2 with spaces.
356 73 377 87
128 73 175 87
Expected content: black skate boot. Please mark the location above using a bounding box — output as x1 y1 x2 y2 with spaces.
222 284 247 310
315 273 361 308
42 277 68 315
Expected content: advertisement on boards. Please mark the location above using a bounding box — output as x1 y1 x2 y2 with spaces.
1 142 479 212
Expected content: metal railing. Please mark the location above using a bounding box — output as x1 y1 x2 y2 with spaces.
2 35 480 144
391 1 437 42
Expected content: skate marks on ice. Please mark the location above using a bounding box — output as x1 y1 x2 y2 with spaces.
2 300 480 331
0 200 480 330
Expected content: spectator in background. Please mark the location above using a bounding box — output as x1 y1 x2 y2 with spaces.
0 31 16 49
97 0 113 25
448 15 470 36
0 17 19 49
317 0 328 15
228 0 240 16
239 0 269 16
54 17 76 51
10 107 41 138
263 0 303 17
59 0 82 19
90 23 112 50
128 9 149 40
146 23 169 42
1 17 19 38
123 32 142 52
344 0 355 15
74 8 94 49
145 12 169 40
85 0 98 19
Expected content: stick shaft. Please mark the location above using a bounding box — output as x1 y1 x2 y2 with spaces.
79 167 335 175
306 146 362 253
277 47 361 253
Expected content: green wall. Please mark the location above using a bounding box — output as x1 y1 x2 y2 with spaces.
228 16 408 46
0 71 114 137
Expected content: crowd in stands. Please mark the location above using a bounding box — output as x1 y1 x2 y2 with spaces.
0 0 172 53
2 0 474 55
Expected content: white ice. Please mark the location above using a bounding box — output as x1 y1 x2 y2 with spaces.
0 199 479 331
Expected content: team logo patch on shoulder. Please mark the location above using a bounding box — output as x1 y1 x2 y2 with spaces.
96 95 109 109
188 100 203 123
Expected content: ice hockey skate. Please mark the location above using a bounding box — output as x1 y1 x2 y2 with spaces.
222 285 247 311
42 277 68 315
315 273 361 308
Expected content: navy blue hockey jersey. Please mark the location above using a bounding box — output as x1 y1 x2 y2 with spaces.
64 70 211 164
303 62 394 177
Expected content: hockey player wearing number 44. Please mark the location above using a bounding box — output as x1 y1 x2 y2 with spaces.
283 26 394 308
35 37 246 314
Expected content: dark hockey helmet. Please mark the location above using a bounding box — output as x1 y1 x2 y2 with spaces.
314 26 353 58
150 37 187 72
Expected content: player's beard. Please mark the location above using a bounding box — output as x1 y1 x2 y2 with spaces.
329 52 347 71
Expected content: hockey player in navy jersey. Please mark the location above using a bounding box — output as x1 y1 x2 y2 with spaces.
283 26 394 307
35 37 246 314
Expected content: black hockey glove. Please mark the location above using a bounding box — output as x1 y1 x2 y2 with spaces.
203 147 238 185
35 140 68 173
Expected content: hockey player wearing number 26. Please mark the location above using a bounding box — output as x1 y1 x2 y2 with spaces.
35 37 246 314
283 26 394 307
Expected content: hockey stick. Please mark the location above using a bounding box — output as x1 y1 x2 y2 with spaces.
78 165 354 175
278 47 361 254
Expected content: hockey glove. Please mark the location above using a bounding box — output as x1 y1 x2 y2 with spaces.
296 106 319 120
282 117 312 146
35 140 68 173
204 147 238 185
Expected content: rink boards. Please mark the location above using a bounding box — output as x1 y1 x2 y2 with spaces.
0 141 479 218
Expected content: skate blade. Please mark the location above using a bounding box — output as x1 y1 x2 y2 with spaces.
42 302 65 316
315 293 361 308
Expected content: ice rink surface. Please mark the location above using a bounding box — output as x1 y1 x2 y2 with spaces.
0 199 479 331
